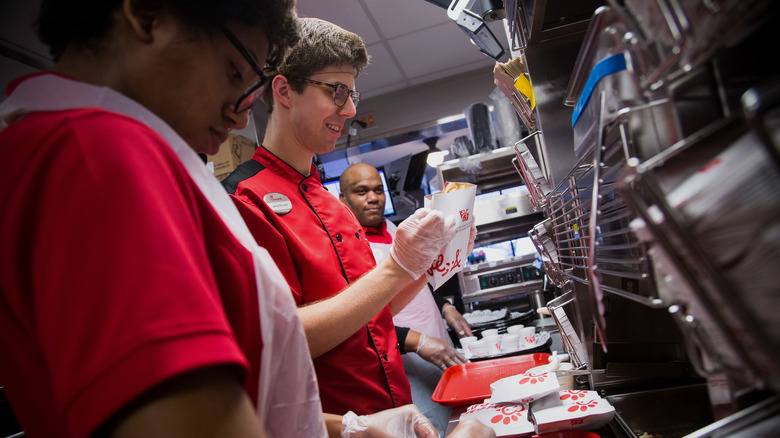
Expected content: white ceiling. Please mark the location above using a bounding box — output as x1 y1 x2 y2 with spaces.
295 0 504 99
0 0 505 101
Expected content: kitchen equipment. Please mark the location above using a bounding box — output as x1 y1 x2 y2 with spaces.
506 1 780 435
432 353 551 406
458 253 544 305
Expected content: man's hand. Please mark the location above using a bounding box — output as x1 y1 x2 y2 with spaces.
442 305 473 338
390 209 456 280
446 419 496 437
466 221 477 256
416 333 468 370
341 405 437 438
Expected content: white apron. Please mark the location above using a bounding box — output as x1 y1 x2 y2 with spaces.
370 219 453 436
373 221 450 342
0 73 326 438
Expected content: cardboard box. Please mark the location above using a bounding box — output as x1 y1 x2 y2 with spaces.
207 133 258 181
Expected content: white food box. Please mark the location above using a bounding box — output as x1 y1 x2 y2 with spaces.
487 371 560 404
531 390 615 433
459 402 535 437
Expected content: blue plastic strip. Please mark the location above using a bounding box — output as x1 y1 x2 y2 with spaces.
571 53 627 129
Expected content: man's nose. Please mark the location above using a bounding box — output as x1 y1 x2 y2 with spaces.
339 97 357 118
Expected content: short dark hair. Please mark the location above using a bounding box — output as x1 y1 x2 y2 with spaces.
37 0 298 68
261 17 369 112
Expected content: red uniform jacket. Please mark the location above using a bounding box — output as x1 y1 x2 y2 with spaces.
223 146 411 415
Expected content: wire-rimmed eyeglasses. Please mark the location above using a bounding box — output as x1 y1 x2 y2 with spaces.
218 23 269 113
298 79 360 108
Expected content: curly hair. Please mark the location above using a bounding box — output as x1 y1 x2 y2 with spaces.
37 0 299 69
261 17 370 111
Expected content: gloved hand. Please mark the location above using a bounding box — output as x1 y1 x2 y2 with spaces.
466 220 477 257
390 208 457 279
447 418 496 437
416 333 468 370
341 405 438 438
442 305 473 337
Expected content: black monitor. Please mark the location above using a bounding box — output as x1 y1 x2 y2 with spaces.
322 168 396 217
403 150 430 192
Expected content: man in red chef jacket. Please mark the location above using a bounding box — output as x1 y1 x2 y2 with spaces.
221 17 486 436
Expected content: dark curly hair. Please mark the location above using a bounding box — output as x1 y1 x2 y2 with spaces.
37 0 299 69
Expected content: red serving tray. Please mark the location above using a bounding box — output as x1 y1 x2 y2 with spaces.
432 353 551 406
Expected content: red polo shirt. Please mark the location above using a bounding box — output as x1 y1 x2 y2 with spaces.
363 221 394 245
0 107 257 437
223 146 411 415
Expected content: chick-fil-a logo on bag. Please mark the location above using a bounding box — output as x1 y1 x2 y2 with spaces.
426 249 462 277
459 208 470 222
490 405 525 425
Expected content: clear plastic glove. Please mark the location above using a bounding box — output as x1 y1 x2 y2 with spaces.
446 419 496 437
466 220 477 257
442 305 473 337
416 333 468 370
341 405 438 438
390 208 457 279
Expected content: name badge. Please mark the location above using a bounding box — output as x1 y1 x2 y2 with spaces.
263 192 292 215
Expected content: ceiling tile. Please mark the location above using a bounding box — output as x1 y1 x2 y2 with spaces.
361 82 409 99
296 0 381 45
363 0 450 39
407 60 495 88
388 21 495 78
357 43 405 91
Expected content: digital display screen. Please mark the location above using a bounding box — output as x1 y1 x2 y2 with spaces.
322 168 396 216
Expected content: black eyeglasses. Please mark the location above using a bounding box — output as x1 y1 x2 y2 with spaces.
218 23 269 113
298 79 360 108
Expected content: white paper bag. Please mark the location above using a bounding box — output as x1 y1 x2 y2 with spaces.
424 183 477 290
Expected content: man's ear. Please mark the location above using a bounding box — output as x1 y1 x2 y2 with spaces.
272 75 294 110
122 0 158 43
339 192 347 203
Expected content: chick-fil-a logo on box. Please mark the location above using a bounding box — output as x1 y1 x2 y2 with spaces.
490 405 526 425
459 208 470 222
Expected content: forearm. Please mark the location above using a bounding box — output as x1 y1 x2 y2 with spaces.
323 413 343 438
298 256 414 358
107 367 267 438
432 290 449 312
403 329 421 354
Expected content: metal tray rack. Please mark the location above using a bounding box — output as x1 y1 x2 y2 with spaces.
528 218 564 288
545 158 593 288
546 287 589 370
512 131 550 214
502 0 530 52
